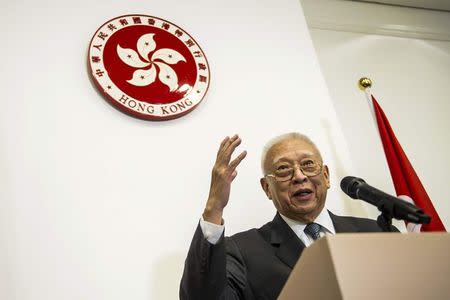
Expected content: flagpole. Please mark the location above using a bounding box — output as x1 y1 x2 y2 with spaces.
358 77 385 153
358 77 376 122
358 77 412 231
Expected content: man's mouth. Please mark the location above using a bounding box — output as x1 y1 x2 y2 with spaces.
292 189 313 201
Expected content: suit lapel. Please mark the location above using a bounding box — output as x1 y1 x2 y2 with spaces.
269 213 305 269
268 211 360 269
329 211 360 233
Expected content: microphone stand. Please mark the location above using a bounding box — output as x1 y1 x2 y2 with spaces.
377 212 395 232
375 200 396 232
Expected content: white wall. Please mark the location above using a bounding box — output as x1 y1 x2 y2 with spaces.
302 0 450 229
0 0 360 299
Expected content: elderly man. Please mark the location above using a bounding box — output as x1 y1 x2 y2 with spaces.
180 133 391 300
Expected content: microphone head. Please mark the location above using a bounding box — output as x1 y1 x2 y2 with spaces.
340 176 366 199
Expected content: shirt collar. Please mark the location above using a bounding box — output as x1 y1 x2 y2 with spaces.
279 208 336 235
314 208 336 234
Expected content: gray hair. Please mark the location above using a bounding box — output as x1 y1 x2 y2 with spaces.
261 132 322 174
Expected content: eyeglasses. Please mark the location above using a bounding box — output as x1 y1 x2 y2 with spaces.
265 158 322 182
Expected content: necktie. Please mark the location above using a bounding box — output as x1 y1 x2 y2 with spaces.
304 223 321 240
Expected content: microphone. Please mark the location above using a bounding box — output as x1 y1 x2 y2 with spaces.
340 176 431 224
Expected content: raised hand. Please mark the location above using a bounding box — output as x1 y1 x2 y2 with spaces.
203 135 247 225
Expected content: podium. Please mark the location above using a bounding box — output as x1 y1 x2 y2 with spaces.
278 233 450 300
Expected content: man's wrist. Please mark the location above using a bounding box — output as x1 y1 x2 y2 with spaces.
202 206 223 225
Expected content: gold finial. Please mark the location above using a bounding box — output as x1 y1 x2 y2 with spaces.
358 77 372 90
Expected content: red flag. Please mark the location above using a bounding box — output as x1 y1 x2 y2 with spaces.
371 95 446 232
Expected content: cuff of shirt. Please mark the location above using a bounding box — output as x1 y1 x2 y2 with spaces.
199 216 225 245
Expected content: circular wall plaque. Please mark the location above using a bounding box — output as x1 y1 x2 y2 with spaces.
88 15 210 120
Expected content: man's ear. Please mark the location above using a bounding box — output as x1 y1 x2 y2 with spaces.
260 177 272 200
323 165 330 189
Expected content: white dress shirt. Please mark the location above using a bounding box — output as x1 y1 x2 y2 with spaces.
200 208 336 245
279 208 335 247
200 216 225 244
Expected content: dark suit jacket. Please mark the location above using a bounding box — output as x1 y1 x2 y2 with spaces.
180 211 396 300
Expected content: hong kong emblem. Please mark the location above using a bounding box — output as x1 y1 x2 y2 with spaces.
88 15 210 120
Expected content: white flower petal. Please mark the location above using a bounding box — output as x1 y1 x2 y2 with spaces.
155 62 178 92
137 33 156 61
117 45 150 68
151 48 186 65
127 65 157 87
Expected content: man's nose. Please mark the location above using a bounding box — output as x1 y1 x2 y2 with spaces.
291 166 308 183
